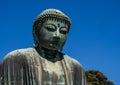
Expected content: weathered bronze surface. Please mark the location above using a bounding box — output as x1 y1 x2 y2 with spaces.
0 9 86 85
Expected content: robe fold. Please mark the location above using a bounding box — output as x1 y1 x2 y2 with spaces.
0 48 86 85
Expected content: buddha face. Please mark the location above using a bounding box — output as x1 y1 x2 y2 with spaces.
38 18 69 50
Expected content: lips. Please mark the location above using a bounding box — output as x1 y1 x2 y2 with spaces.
52 40 59 45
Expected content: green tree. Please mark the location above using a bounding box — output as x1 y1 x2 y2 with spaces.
86 70 114 85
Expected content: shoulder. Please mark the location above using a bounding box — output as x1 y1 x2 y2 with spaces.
3 47 36 61
63 54 83 68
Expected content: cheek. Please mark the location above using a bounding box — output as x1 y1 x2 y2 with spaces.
60 35 67 42
39 29 53 40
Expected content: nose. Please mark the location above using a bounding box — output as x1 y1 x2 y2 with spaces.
53 29 60 41
55 29 60 37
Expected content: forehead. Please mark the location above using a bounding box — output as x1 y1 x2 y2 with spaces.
43 18 68 26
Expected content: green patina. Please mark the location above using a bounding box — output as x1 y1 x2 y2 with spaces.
0 9 86 85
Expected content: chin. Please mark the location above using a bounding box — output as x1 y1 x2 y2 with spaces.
42 45 58 51
48 47 59 50
47 44 59 50
42 43 61 51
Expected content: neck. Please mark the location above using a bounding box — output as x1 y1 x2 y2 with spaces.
41 46 58 57
35 46 62 62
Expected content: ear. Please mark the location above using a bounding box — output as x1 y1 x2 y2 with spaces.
33 26 39 48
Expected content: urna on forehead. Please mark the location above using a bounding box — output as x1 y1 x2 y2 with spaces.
43 18 69 28
33 8 71 28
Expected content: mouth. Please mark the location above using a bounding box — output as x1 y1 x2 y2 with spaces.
53 40 59 43
49 41 60 47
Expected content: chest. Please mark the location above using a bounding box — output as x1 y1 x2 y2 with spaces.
43 60 66 85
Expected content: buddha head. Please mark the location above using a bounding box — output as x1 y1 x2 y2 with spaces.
33 9 71 51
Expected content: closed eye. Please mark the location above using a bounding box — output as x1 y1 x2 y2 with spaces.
45 27 56 31
60 28 68 34
44 24 56 32
60 30 68 34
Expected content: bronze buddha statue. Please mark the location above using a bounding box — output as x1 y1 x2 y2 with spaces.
0 9 86 85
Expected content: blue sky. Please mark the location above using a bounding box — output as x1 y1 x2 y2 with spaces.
0 0 120 85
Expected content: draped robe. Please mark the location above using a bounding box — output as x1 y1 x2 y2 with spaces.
0 48 86 85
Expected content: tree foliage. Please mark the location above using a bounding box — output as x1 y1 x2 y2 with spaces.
85 70 114 85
